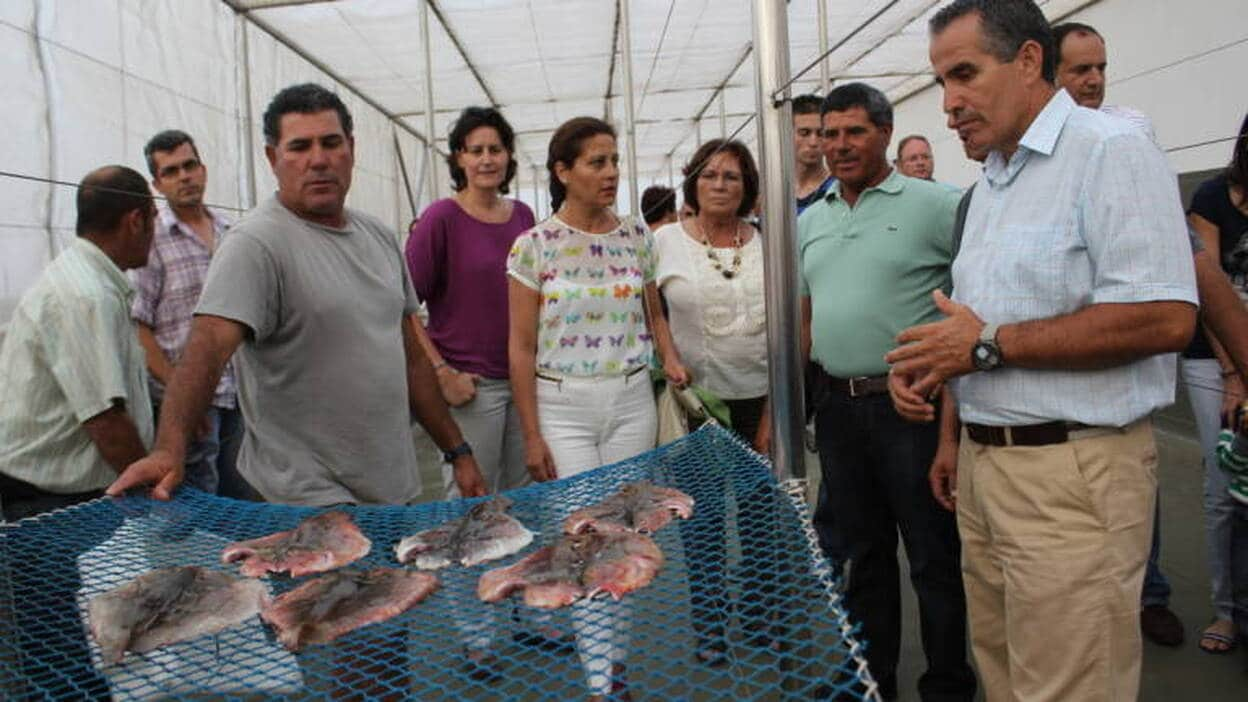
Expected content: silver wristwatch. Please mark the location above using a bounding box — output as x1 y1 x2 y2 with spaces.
971 322 1003 371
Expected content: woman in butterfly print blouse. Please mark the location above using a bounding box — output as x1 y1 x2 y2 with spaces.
506 116 688 701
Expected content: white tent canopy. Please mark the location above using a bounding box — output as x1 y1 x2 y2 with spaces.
2 0 1236 324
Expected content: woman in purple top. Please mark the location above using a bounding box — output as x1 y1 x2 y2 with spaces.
405 107 537 677
406 106 535 499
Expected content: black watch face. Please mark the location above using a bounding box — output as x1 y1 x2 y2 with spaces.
973 342 1000 370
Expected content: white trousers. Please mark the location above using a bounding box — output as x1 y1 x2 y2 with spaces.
536 372 657 695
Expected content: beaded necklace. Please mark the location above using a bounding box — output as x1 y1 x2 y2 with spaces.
696 218 743 279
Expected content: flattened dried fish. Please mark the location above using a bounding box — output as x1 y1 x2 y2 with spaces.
477 532 663 609
563 481 694 535
260 568 438 650
222 511 371 578
88 566 269 664
395 496 534 569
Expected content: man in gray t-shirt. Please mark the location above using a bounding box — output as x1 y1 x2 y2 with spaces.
110 83 485 505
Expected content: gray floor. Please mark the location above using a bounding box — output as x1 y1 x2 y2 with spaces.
410 394 1248 700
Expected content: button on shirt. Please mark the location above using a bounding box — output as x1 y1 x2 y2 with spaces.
0 239 154 492
130 206 236 408
951 90 1198 427
799 170 960 378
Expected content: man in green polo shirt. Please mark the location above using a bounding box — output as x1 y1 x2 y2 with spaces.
798 82 974 701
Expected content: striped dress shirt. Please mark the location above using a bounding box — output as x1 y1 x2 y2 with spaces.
951 90 1198 427
0 239 154 492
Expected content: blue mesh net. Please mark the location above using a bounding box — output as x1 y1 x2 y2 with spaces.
0 424 879 700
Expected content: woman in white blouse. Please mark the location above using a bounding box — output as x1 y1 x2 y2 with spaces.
654 139 770 665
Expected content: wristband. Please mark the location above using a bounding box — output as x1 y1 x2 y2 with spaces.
442 442 473 463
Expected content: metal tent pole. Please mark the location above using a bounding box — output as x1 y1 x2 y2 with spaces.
718 92 727 138
420 0 439 202
618 0 640 218
752 0 802 481
667 157 675 188
236 14 257 208
532 164 542 220
818 0 830 93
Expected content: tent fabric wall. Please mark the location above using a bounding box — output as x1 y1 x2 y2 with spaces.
0 0 416 327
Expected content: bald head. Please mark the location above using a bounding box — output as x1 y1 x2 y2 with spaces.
76 166 153 237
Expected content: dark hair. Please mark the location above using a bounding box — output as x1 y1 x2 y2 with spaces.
76 166 153 237
896 134 930 160
446 107 518 194
262 83 354 146
546 117 616 211
681 140 760 218
143 130 200 177
640 186 677 225
792 94 823 117
1228 112 1248 191
821 82 893 128
930 0 1056 84
1051 22 1102 67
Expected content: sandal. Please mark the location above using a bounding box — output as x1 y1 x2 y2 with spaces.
1198 620 1238 655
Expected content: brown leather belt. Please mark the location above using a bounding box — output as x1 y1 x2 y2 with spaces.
826 374 890 398
964 420 1095 447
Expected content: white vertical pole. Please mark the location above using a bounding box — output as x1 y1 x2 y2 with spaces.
752 0 802 480
817 0 830 93
695 119 703 146
236 14 257 208
420 0 439 201
618 0 640 217
532 164 542 220
718 91 727 138
667 156 675 188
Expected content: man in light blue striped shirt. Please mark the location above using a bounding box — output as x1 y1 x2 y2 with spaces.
886 2 1197 699
0 165 155 699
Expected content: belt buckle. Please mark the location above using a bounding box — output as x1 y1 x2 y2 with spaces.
848 376 866 398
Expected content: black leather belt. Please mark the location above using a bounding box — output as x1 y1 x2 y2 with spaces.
826 374 890 398
965 421 1094 447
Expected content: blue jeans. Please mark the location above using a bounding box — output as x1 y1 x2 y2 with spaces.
162 404 252 499
815 392 976 701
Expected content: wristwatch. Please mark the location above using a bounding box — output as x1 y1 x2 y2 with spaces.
442 442 473 463
971 322 1003 371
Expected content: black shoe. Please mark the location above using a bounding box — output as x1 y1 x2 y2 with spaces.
513 629 575 654
1141 605 1184 647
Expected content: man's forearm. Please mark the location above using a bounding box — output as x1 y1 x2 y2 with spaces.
83 405 149 474
997 301 1196 370
154 317 238 456
1195 251 1248 379
403 316 464 450
137 324 175 385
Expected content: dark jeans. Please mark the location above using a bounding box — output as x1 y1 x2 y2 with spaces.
1233 503 1248 643
676 396 777 647
1142 493 1172 607
815 393 976 701
155 403 255 500
1 477 120 700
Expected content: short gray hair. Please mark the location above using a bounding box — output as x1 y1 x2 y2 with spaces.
929 0 1056 83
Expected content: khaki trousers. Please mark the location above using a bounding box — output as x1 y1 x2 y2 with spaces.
957 419 1156 702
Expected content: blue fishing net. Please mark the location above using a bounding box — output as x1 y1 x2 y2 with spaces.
0 424 879 700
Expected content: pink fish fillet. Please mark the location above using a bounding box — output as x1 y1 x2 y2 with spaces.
563 481 695 535
222 511 371 578
478 532 663 609
260 568 439 651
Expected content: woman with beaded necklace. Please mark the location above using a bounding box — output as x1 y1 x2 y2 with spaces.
652 139 768 666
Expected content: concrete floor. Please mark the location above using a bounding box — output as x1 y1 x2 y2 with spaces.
410 392 1248 700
